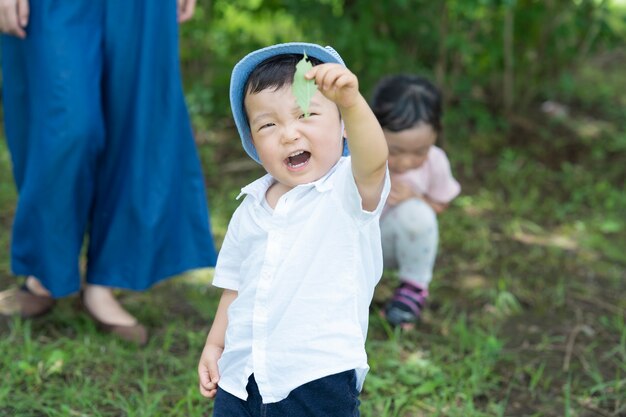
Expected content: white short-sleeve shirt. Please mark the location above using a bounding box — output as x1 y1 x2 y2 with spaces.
213 156 390 404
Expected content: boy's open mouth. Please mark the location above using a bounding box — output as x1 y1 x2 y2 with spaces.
286 150 311 168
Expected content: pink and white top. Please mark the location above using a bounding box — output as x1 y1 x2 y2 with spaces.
388 145 460 207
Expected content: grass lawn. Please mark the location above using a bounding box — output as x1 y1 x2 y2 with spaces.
1 54 625 416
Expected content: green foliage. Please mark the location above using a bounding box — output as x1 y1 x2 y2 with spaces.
178 0 625 126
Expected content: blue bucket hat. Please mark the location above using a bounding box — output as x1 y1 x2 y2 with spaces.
229 42 348 163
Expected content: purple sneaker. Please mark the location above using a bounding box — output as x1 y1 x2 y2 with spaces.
384 281 428 329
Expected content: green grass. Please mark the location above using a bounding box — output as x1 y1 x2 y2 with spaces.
1 55 625 416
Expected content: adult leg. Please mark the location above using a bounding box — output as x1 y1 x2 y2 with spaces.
1 1 105 298
381 199 438 327
85 0 217 292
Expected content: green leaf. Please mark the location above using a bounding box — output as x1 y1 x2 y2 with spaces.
292 52 317 117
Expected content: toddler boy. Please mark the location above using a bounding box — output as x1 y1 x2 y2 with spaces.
198 42 390 416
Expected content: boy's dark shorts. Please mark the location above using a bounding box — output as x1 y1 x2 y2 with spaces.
213 370 360 417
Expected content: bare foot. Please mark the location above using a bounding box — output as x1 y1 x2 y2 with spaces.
82 284 137 327
25 276 52 297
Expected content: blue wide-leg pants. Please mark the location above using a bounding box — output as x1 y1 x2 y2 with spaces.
1 0 217 298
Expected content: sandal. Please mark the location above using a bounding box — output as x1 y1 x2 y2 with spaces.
0 284 56 318
79 291 149 346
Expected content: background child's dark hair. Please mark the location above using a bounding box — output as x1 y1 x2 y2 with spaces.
371 74 443 134
245 54 323 95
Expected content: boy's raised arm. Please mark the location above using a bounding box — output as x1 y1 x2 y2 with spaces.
306 64 388 211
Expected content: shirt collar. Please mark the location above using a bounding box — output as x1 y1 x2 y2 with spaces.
237 156 349 202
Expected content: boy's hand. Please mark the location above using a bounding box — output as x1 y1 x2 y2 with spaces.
198 343 223 398
305 64 360 110
0 0 29 38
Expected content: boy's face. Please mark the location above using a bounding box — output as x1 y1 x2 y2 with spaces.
384 123 437 174
245 85 343 189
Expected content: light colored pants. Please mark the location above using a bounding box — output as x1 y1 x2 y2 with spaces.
381 199 438 288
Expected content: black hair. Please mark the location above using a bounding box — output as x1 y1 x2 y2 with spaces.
370 74 443 133
245 54 324 95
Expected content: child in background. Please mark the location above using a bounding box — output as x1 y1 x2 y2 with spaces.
371 74 460 330
198 42 389 416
